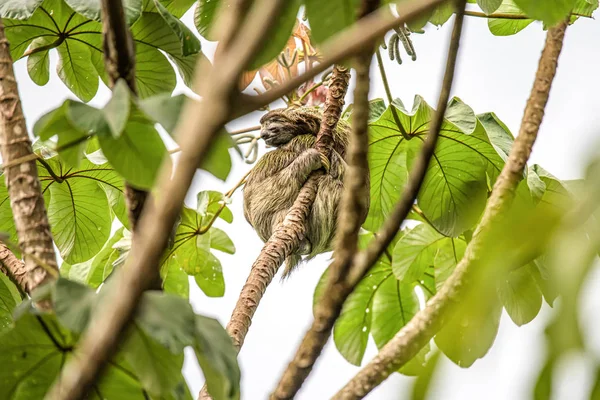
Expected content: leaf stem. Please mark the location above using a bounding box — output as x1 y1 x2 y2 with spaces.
376 48 409 139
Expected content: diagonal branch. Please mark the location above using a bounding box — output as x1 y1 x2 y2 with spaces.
46 1 286 399
271 1 466 397
0 243 27 293
0 19 59 298
224 65 351 353
334 18 569 400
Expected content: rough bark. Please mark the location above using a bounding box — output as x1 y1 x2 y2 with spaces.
47 1 286 399
0 243 27 291
270 2 377 398
334 19 568 400
0 19 58 295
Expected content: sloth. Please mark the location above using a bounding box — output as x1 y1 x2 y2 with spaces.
243 106 369 277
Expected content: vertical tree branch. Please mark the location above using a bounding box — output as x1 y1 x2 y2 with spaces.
100 0 159 287
47 1 286 399
270 1 378 397
334 18 568 400
0 19 58 296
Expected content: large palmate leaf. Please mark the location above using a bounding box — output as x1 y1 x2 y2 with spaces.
0 312 159 399
315 246 421 369
161 202 234 298
61 228 125 288
35 157 124 263
3 0 202 101
366 96 505 237
392 223 467 293
487 0 534 36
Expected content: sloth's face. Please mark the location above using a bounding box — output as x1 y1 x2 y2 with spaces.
260 113 297 147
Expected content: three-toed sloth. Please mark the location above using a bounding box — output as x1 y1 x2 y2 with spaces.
243 107 370 277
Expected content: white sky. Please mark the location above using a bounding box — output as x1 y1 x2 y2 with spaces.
10 6 600 400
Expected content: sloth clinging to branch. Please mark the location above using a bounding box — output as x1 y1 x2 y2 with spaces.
243 107 370 277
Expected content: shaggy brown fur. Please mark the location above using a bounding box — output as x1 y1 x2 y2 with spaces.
243 106 369 277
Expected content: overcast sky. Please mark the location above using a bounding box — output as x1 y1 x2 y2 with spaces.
10 6 600 400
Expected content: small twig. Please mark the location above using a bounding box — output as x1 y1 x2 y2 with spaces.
230 125 261 136
375 48 408 139
335 16 569 400
298 80 324 104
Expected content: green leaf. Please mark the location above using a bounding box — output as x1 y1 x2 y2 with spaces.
477 112 514 161
61 228 125 288
194 253 225 297
435 298 502 367
534 360 554 400
201 131 233 181
47 171 112 264
392 224 466 289
429 3 454 26
477 0 503 14
57 38 99 102
139 93 187 133
444 97 476 134
161 255 190 298
366 96 504 236
104 79 132 138
514 0 574 26
488 0 534 36
248 0 300 70
196 190 233 223
53 278 95 333
0 0 43 19
194 0 222 40
0 311 152 398
332 262 392 365
26 37 52 85
38 158 121 264
410 351 441 400
210 227 235 254
194 315 241 400
0 274 21 334
64 0 142 25
158 0 196 18
124 325 185 397
153 0 201 56
371 277 419 349
305 0 360 44
98 104 169 189
5 0 202 99
497 264 543 326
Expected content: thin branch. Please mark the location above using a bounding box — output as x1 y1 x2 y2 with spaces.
0 19 59 297
335 17 569 400
0 243 27 294
375 48 408 139
464 10 590 20
271 0 378 395
236 0 448 116
46 1 286 399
